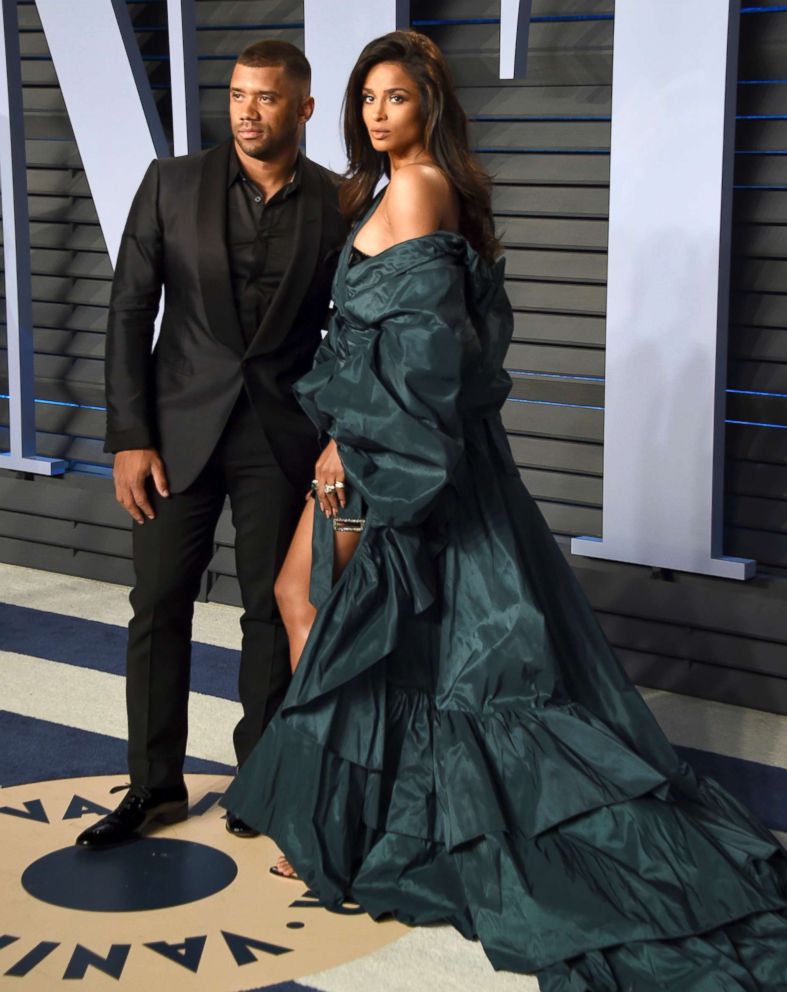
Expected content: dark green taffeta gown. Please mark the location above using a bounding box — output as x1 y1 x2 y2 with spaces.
222 228 787 990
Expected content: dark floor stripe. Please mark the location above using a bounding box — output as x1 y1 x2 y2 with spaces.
676 745 787 833
243 983 322 992
0 710 233 787
2 604 785 833
0 602 239 700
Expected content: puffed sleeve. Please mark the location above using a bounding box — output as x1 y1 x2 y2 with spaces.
294 257 470 528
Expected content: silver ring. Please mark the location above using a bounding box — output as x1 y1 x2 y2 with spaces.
334 481 345 490
310 479 319 491
323 483 336 494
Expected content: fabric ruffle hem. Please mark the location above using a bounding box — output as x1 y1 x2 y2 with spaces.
222 229 787 991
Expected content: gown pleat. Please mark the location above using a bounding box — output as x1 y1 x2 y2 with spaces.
222 223 787 991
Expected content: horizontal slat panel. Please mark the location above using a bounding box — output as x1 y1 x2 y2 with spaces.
730 291 787 328
208 574 242 608
510 374 602 406
728 359 787 393
412 0 615 18
493 185 609 217
0 535 135 586
0 426 109 465
500 216 608 248
735 119 787 154
739 13 787 81
512 311 606 346
504 247 607 282
728 460 787 498
422 23 613 87
209 545 237 577
572 552 787 642
732 223 787 260
736 81 787 118
471 119 611 151
28 195 98 224
30 301 107 331
194 0 303 27
27 168 91 197
25 248 112 279
0 474 121 525
599 613 787 679
0 327 106 360
537 499 601 537
728 494 787 533
734 154 787 189
731 260 787 295
726 391 787 426
729 326 787 365
618 649 787 713
508 434 603 474
30 276 111 307
726 526 787 569
480 152 611 185
727 421 787 464
0 508 129 557
16 221 107 251
458 83 611 118
733 190 787 225
507 343 604 376
521 467 602 505
501 399 604 440
507 279 605 313
0 397 105 440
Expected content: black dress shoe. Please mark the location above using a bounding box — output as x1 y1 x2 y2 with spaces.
75 785 188 849
225 811 259 838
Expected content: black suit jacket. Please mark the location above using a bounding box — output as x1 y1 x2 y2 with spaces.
104 140 347 492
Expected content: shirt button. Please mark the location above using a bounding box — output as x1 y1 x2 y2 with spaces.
254 196 262 203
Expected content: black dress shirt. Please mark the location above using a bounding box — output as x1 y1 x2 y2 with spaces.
226 148 301 344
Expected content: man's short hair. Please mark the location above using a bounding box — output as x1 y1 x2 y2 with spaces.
236 40 311 92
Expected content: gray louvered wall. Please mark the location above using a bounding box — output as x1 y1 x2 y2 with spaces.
1 0 786 714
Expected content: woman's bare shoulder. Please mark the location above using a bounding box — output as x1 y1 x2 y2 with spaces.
385 163 456 243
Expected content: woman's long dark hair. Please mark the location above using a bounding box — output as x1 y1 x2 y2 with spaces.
340 30 501 263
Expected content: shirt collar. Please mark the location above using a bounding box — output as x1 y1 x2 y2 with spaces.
227 145 302 198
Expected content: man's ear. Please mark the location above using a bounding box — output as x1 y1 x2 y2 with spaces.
299 95 315 125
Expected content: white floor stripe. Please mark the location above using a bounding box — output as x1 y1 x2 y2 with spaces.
0 562 242 650
301 925 540 992
640 687 787 770
0 650 239 769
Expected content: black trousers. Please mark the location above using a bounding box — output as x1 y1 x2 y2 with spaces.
125 394 304 789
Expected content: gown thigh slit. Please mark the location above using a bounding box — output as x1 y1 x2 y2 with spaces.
222 221 787 991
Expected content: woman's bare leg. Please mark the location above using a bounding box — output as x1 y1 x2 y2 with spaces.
275 500 362 673
274 499 317 673
272 501 361 879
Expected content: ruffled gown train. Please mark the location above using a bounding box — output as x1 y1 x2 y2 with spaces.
222 228 787 991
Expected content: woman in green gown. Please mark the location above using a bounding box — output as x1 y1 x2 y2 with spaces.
222 30 787 990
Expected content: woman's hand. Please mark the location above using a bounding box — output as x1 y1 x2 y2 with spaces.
314 439 346 517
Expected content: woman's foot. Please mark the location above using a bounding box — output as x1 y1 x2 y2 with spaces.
269 854 299 880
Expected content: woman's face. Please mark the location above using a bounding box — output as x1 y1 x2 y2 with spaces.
361 61 425 159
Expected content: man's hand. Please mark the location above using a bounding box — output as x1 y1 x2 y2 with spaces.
113 448 169 524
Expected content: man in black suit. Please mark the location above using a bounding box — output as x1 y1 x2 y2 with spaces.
76 41 346 848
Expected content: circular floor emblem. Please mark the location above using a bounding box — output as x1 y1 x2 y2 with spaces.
0 774 406 989
23 839 238 912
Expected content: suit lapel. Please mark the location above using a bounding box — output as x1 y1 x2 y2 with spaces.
197 140 246 355
244 156 324 358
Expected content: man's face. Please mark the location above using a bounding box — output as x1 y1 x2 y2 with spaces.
228 63 312 161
